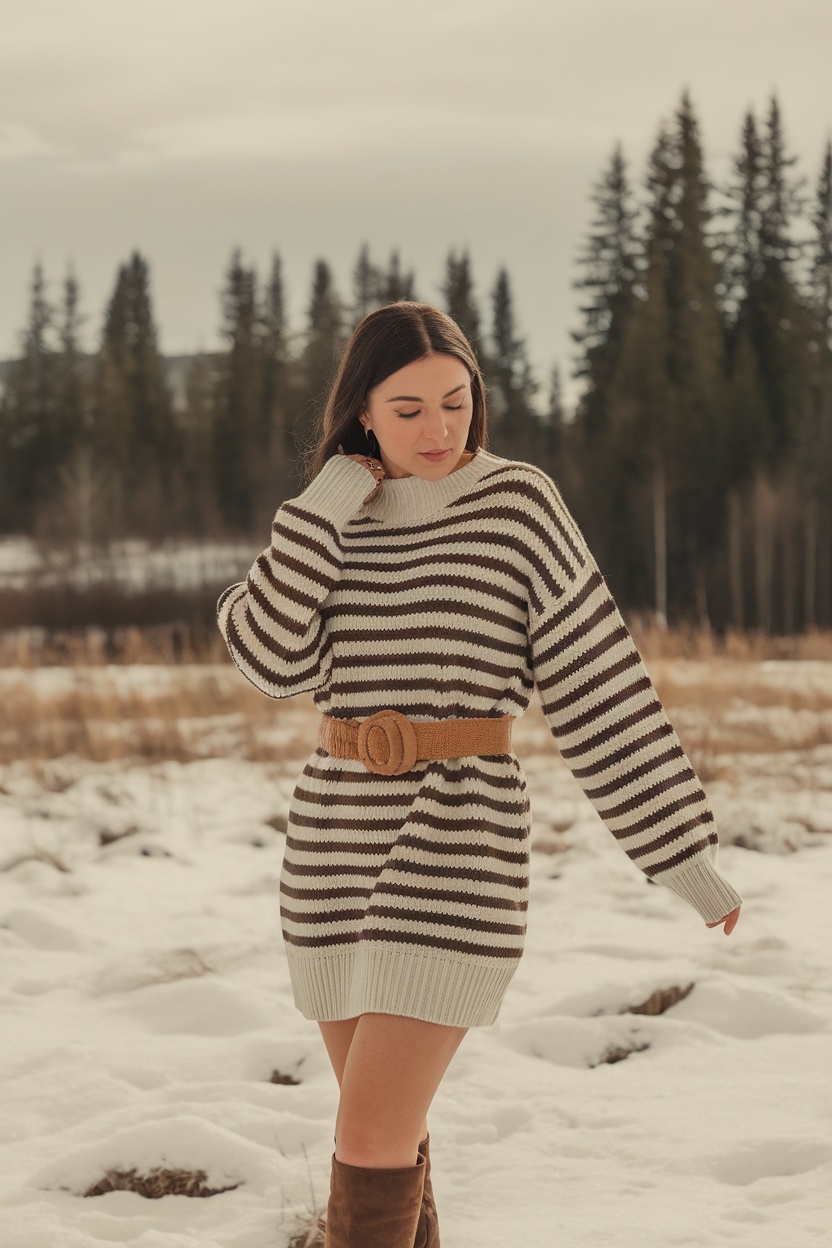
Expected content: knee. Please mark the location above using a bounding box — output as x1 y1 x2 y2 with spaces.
335 1121 419 1169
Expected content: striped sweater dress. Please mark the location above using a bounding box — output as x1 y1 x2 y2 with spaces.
216 445 742 1029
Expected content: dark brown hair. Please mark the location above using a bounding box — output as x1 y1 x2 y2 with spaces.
301 301 488 486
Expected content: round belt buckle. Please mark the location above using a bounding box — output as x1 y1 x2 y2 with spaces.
357 709 419 775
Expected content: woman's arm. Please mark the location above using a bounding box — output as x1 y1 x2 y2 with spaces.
216 454 378 699
522 471 742 928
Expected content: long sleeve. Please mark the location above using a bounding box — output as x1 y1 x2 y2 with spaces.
216 454 375 699
523 471 742 925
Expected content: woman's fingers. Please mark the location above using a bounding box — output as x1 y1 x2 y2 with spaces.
342 451 386 482
340 451 386 500
706 905 741 934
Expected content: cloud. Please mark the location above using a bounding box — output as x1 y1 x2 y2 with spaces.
113 104 608 167
0 120 72 162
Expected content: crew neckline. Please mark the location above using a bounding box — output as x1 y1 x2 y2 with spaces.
362 445 504 524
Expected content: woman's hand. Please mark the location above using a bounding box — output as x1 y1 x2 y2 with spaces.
706 905 741 935
337 444 386 504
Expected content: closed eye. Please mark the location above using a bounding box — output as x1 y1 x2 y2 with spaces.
398 404 464 418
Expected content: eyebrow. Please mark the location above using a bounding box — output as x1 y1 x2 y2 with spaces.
385 384 467 403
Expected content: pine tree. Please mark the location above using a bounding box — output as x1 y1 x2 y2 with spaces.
750 95 813 462
593 123 677 619
383 249 416 303
535 363 581 525
441 249 484 363
92 250 177 535
257 251 292 507
606 224 676 622
665 91 729 625
351 243 384 324
716 110 766 324
487 267 538 457
602 96 728 626
571 142 640 438
31 265 108 550
716 111 771 628
291 258 345 474
180 350 222 537
811 140 832 349
802 139 832 626
302 258 344 411
0 262 59 530
212 248 262 532
54 266 88 462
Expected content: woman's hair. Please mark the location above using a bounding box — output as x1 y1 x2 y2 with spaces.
302 301 488 485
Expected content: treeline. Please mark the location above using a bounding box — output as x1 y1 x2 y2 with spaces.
567 91 832 634
1 88 830 635
0 246 555 548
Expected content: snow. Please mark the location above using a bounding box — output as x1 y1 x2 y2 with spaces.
1 677 831 1247
0 535 252 592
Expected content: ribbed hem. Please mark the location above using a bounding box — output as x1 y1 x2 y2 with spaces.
658 855 743 924
291 455 377 529
286 941 521 1028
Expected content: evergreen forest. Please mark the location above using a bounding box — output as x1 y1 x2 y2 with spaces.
1 90 831 635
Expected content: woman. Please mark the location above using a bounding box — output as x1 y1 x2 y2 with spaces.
216 301 742 1248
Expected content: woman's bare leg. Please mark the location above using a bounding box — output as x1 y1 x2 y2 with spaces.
320 1012 467 1169
319 1017 432 1145
318 1016 360 1089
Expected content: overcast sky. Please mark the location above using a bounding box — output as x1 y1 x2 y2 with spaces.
2 0 831 404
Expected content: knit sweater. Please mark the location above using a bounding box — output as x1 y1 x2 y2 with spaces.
216 446 742 1028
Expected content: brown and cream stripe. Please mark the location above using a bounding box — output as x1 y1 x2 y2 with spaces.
217 447 742 1028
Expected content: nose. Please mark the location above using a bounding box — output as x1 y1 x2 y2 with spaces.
423 411 449 443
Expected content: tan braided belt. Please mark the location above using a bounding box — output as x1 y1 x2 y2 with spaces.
318 709 515 776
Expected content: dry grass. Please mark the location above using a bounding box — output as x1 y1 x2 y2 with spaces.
0 624 226 668
648 659 832 770
0 664 318 764
286 1214 326 1247
2 624 831 765
630 620 832 662
82 1166 239 1199
4 622 832 668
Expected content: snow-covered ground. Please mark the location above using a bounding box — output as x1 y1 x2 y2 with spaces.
0 535 253 592
1 675 831 1247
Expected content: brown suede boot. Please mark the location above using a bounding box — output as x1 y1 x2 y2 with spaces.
324 1151 426 1248
415 1134 440 1247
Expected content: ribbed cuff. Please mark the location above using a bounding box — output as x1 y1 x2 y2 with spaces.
290 455 376 530
216 582 242 626
658 855 743 924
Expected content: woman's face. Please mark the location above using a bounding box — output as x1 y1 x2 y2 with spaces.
359 353 474 480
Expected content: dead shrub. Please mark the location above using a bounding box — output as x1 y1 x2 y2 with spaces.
590 1038 651 1067
82 1166 239 1199
287 1215 326 1248
624 983 695 1016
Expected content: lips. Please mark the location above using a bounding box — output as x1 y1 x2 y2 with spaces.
419 449 451 459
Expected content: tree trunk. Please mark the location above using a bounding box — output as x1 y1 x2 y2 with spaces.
818 503 832 628
653 460 667 630
804 498 817 631
727 485 744 630
752 469 775 634
694 565 710 631
781 478 797 635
